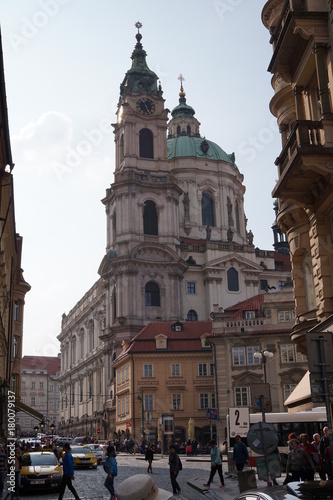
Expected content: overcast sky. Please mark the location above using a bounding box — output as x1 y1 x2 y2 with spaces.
0 0 281 356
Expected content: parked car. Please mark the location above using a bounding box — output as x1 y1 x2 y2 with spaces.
70 445 98 469
20 451 62 492
85 444 106 464
234 482 333 500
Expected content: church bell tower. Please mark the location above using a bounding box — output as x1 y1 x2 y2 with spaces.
99 23 186 342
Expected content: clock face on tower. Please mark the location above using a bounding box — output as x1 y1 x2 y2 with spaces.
136 98 155 115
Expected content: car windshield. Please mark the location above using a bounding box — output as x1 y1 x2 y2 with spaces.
71 446 90 453
22 454 57 466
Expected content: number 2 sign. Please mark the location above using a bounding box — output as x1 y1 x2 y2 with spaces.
228 407 250 438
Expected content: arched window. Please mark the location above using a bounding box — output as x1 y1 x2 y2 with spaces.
177 125 181 136
143 200 158 235
139 128 153 158
202 192 215 227
187 125 191 135
145 281 160 306
227 267 239 291
187 309 198 321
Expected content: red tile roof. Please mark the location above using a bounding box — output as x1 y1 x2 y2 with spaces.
224 294 265 319
117 321 212 358
22 356 60 375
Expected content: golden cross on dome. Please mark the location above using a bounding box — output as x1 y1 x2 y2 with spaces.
135 21 143 32
178 74 185 97
178 73 185 86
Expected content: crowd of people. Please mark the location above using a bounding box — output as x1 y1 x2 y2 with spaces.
285 426 332 482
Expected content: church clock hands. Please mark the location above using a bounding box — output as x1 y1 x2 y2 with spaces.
136 98 155 115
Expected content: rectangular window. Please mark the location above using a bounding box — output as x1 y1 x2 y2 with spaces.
144 364 153 377
40 382 44 389
234 387 250 406
210 364 214 376
144 394 153 411
31 382 35 389
278 310 295 322
232 347 245 365
31 396 35 407
280 344 296 363
279 280 286 290
283 383 297 401
186 282 196 294
211 393 216 407
199 393 209 409
247 346 260 365
171 364 180 377
260 279 268 290
126 394 129 413
21 380 26 389
232 346 260 365
13 336 19 358
245 311 255 319
172 394 181 410
14 300 19 321
198 363 208 376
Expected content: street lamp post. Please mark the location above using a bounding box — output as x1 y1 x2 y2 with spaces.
50 423 55 446
34 425 39 448
254 349 273 422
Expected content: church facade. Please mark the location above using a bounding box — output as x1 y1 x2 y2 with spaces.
57 26 293 440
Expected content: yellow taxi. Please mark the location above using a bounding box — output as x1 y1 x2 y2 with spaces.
70 445 98 469
20 451 62 492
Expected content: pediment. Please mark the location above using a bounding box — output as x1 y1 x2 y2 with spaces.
203 253 264 273
132 243 179 263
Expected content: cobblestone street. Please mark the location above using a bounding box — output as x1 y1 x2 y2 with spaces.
12 453 248 499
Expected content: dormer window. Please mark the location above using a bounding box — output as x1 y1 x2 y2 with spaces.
156 334 167 349
171 321 184 332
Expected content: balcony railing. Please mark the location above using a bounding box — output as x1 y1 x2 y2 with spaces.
275 120 323 177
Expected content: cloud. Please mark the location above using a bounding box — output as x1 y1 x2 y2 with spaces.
12 111 73 174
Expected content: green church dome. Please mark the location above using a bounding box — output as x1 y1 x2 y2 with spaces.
167 135 238 168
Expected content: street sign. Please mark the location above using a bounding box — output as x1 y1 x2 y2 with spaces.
228 407 249 438
206 408 218 421
96 428 101 434
309 374 333 403
125 421 131 428
251 383 272 413
247 422 278 455
306 332 333 374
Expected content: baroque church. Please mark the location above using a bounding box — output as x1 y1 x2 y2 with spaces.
57 25 292 439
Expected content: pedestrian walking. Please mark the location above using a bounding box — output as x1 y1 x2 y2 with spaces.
58 443 81 500
286 438 315 481
319 426 332 480
168 444 181 496
145 444 154 473
232 435 249 471
203 439 225 489
299 434 318 480
104 445 118 500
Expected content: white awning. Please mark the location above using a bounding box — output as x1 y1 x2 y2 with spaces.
284 370 311 407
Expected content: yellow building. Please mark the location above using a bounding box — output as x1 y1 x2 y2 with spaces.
0 28 31 439
113 321 215 449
